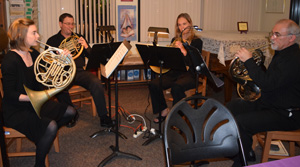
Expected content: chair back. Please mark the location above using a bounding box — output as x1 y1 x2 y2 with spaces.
164 94 247 166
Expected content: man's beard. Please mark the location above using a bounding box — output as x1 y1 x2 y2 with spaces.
271 41 278 50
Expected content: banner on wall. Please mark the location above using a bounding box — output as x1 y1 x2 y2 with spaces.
9 0 33 23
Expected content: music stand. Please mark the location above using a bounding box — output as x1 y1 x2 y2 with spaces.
97 40 142 167
136 44 187 146
183 42 224 107
88 42 128 140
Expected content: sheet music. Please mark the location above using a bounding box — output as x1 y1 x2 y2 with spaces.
101 40 132 78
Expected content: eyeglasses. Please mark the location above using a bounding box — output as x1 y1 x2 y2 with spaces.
269 32 292 39
63 22 76 26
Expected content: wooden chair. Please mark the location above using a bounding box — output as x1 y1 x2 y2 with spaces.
185 50 211 97
0 70 59 167
253 130 300 162
69 85 97 117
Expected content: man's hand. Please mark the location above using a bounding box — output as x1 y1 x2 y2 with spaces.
78 37 89 49
235 48 252 62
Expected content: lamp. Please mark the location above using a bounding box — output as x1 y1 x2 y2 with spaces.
148 27 169 45
96 25 116 43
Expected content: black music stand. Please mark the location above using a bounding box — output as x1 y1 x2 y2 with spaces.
88 42 127 140
136 44 187 146
97 40 142 167
182 42 224 107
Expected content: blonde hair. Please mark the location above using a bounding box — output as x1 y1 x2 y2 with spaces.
8 18 35 51
174 13 195 43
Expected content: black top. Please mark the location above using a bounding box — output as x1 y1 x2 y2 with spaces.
1 49 43 126
46 31 92 69
245 43 300 110
171 37 203 74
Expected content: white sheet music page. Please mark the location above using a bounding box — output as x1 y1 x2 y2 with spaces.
101 40 132 78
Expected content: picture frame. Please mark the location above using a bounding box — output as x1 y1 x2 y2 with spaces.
116 0 139 42
266 0 285 13
237 22 248 34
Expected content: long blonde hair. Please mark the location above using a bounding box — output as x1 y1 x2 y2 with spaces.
174 13 195 44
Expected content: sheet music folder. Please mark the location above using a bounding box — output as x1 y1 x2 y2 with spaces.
100 40 131 78
86 42 123 70
135 44 186 72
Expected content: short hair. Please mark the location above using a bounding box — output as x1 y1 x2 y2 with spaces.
59 13 74 23
276 19 300 42
8 18 35 51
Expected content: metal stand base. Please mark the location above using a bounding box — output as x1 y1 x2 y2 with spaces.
98 145 142 166
142 130 162 146
90 127 127 139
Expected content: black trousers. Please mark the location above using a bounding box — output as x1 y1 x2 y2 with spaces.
149 70 196 114
227 98 300 157
56 68 108 117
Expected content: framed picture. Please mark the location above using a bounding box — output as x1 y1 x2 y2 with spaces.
237 22 248 34
116 0 139 42
266 0 285 13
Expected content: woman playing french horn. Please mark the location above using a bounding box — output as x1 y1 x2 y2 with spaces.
148 13 203 123
2 18 76 167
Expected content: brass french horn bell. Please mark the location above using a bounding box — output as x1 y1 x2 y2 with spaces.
24 40 76 118
229 44 270 101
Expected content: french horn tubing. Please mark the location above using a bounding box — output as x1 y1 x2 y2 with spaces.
229 43 270 101
59 30 83 59
24 40 76 118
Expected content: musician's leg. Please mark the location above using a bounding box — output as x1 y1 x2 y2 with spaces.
35 120 57 167
149 78 168 114
56 106 76 128
171 72 195 105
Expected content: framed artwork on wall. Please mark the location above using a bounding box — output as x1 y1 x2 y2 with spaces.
237 22 248 34
116 0 139 42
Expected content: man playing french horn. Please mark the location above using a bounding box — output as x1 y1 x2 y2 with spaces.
227 19 300 167
46 13 113 128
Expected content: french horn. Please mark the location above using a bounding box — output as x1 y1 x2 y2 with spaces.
59 32 83 59
24 40 76 118
229 44 270 101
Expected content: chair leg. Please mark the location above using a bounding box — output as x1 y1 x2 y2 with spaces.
261 133 273 162
252 135 258 150
53 136 59 153
16 138 22 152
289 141 295 157
45 155 49 167
91 98 96 117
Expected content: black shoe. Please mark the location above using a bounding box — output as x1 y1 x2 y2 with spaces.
247 150 256 162
100 115 114 128
66 111 79 128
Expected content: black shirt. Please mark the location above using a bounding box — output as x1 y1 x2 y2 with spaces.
245 43 300 110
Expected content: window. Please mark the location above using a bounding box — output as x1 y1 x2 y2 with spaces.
75 0 116 44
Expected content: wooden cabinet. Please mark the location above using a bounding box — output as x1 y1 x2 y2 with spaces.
0 0 7 30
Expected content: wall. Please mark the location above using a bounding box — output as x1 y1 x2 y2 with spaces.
260 0 291 31
139 0 202 42
38 0 75 43
203 0 263 31
4 0 292 44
